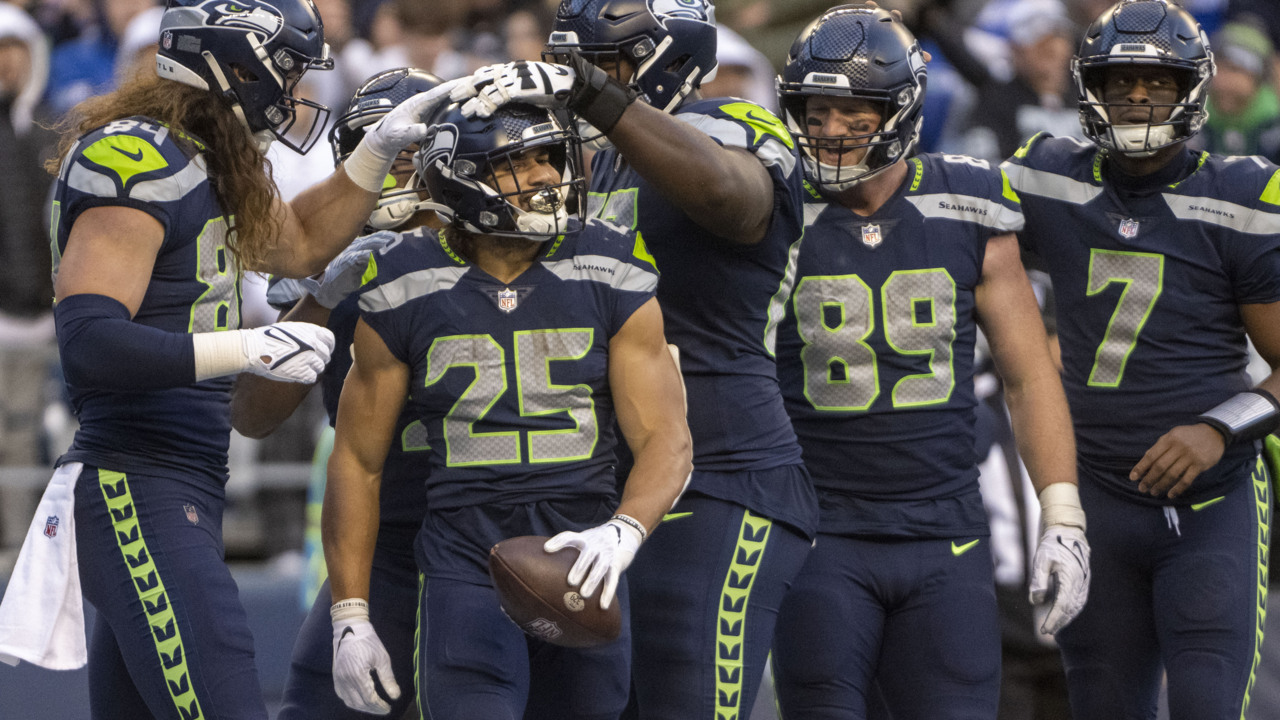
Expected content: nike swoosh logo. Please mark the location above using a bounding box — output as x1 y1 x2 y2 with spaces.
263 326 313 369
662 511 693 523
113 146 145 162
1191 496 1225 511
336 626 354 653
951 538 980 556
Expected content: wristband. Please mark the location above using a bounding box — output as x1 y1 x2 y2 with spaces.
566 52 638 134
1197 389 1280 445
1038 482 1086 533
192 330 250 381
330 598 370 623
343 140 395 194
610 513 648 543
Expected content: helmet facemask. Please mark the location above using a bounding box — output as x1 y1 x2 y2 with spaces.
416 105 586 243
777 5 927 194
1075 56 1211 157
1071 0 1215 157
784 87 919 193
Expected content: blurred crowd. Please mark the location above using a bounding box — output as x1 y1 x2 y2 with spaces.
2 0 1280 522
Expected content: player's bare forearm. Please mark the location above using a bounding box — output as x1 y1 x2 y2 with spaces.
323 446 381 603
610 300 694 533
978 233 1078 493
323 320 410 600
608 101 774 245
263 168 379 277
230 296 332 438
1005 369 1078 494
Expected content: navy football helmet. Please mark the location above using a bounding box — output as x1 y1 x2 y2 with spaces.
156 0 334 153
414 102 585 241
778 5 926 192
330 67 443 230
543 0 718 113
1073 0 1215 156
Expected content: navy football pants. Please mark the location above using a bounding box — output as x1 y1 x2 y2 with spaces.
74 464 267 720
417 575 631 720
622 492 812 720
771 532 1001 719
1056 457 1270 720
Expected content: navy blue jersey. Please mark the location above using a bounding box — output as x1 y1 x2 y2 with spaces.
1003 136 1280 502
587 98 805 473
358 220 658 510
51 117 240 485
773 153 1024 536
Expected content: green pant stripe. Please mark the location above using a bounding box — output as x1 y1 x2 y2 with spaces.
715 510 772 720
1243 454 1272 719
415 572 425 720
96 469 204 720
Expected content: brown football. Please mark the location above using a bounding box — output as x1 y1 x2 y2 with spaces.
488 535 622 648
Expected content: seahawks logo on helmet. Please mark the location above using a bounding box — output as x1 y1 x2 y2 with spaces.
207 3 282 38
652 0 712 22
421 124 460 173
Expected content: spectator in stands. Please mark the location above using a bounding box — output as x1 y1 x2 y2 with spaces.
1198 19 1280 161
701 24 778 112
958 0 1080 162
45 0 158 115
0 1 59 472
112 5 163 83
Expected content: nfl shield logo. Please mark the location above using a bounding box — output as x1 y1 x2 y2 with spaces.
498 288 518 313
184 504 199 525
862 224 883 248
43 515 59 539
1119 218 1140 239
162 30 172 50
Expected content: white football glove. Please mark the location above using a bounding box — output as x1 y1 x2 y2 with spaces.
192 321 334 383
1029 524 1091 635
241 322 334 383
543 515 645 610
331 600 401 715
264 276 307 311
344 78 463 192
451 61 576 119
299 232 395 309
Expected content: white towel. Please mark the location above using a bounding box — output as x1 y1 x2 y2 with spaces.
0 462 86 670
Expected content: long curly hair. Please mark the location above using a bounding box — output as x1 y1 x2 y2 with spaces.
46 73 282 271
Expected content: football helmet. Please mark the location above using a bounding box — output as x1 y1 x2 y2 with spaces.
330 67 443 230
156 0 334 154
544 0 718 114
413 102 585 241
777 5 926 192
1073 0 1214 156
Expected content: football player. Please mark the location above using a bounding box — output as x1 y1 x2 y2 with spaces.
320 100 692 719
768 6 1087 718
1001 1 1280 717
229 67 444 720
447 1 819 716
0 0 453 717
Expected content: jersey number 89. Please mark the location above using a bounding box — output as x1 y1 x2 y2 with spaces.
794 269 957 411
